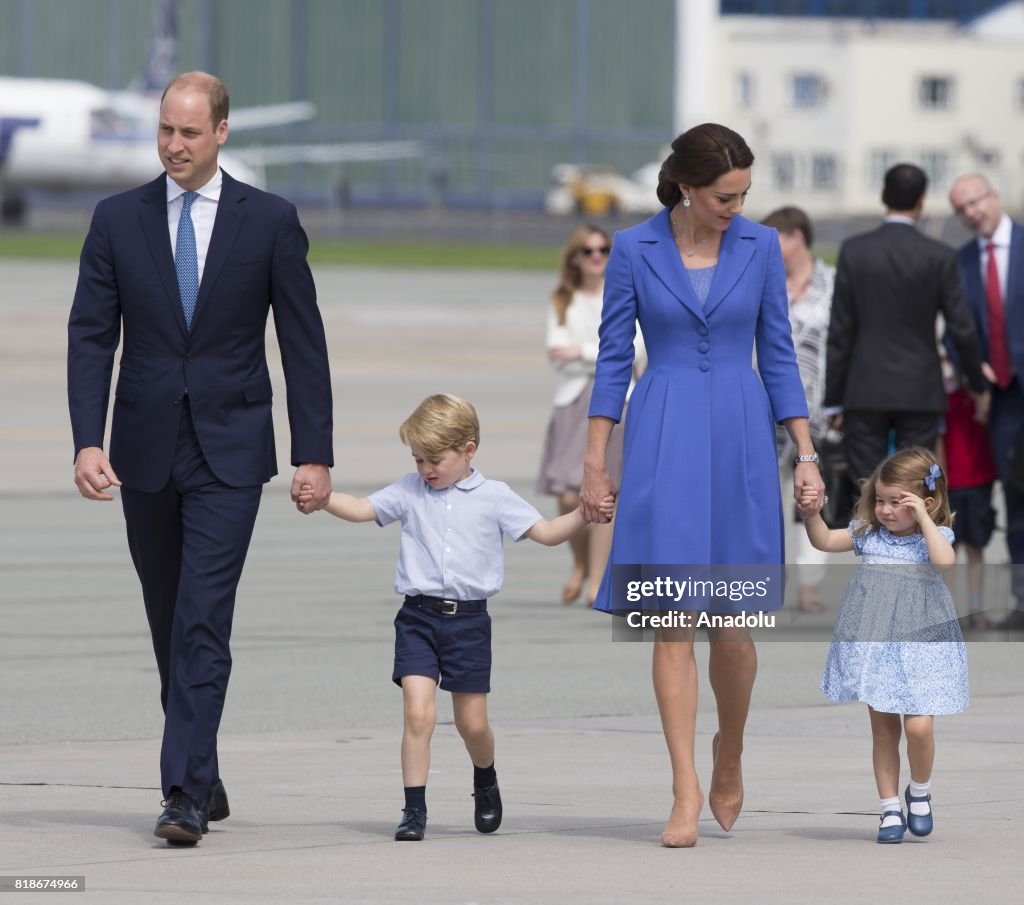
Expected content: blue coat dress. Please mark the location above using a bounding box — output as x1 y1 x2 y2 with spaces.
589 209 808 613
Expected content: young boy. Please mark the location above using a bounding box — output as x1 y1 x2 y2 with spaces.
299 393 612 841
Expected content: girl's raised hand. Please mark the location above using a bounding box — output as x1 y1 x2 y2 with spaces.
898 492 932 525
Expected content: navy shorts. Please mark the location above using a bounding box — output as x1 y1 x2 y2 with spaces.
949 482 995 549
392 601 492 693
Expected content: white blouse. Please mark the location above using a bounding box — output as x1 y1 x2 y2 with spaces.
546 289 646 407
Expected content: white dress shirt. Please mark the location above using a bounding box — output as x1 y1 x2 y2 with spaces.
976 213 1012 298
166 168 222 283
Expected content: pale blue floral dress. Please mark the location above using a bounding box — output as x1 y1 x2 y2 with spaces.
820 522 969 715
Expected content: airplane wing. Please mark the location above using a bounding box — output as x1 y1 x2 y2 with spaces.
231 141 421 167
228 102 318 131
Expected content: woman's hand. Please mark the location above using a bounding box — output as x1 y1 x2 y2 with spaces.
548 344 582 365
793 461 825 509
795 482 823 520
580 463 615 524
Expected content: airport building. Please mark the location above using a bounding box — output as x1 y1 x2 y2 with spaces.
0 0 1020 214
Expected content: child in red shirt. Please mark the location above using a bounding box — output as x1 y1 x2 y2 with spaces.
942 386 997 628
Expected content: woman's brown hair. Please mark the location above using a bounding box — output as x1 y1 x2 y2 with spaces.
657 123 755 208
551 224 610 326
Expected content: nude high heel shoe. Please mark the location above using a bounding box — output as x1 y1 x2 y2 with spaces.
708 731 743 832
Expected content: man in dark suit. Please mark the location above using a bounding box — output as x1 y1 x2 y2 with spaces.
949 173 1024 630
825 163 986 488
67 72 334 844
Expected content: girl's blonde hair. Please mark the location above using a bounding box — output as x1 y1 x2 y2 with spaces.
551 224 610 326
852 447 952 536
399 394 480 457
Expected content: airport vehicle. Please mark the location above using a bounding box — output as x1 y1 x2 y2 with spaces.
545 161 661 217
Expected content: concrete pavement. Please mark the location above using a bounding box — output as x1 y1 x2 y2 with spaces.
1 261 1021 904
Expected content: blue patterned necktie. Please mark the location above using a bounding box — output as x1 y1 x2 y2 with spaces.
175 191 199 329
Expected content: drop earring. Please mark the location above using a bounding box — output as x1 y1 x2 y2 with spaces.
682 196 691 207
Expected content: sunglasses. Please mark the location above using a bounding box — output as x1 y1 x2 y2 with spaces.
580 246 611 257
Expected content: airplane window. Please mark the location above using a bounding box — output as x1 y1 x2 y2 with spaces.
90 108 143 139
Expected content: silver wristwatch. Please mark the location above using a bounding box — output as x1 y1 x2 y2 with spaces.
794 453 820 466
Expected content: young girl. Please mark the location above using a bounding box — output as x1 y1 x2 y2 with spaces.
800 447 968 844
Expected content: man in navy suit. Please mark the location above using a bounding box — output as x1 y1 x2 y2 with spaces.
825 164 985 486
68 72 334 843
950 174 1024 631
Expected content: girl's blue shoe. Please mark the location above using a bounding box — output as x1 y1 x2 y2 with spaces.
877 810 906 844
905 786 933 837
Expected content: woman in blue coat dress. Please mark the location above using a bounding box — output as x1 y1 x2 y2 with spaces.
580 124 824 847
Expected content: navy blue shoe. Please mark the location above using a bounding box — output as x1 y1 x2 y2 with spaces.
876 810 906 844
905 786 933 837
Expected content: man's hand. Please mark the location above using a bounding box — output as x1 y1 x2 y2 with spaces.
971 388 991 426
74 447 122 501
292 463 331 514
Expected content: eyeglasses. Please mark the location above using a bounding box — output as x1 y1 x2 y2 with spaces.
580 246 611 257
952 191 992 217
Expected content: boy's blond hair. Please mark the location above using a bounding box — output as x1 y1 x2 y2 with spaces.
399 394 480 456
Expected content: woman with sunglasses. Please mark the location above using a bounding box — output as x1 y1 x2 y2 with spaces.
536 225 625 604
580 124 823 847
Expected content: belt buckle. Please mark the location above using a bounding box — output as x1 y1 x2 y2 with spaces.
440 599 459 615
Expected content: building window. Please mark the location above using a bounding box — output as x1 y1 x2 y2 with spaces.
773 153 795 191
811 154 837 191
869 149 901 188
918 76 953 110
792 73 827 109
919 151 950 190
737 71 755 109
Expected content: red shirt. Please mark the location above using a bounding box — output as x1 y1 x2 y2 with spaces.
944 389 997 490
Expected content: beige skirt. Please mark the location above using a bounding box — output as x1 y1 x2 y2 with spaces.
535 378 624 496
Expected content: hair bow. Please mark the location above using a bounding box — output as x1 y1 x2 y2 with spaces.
923 463 942 492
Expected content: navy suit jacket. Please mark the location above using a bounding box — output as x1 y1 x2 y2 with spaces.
68 170 334 492
956 220 1024 387
825 222 984 412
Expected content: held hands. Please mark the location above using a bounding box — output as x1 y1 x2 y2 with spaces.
580 464 616 524
292 464 331 514
793 461 826 520
596 495 616 520
796 482 824 520
74 447 122 501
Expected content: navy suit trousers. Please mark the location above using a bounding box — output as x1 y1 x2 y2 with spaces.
121 399 262 800
990 381 1024 606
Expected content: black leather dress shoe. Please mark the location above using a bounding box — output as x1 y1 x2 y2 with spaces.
207 780 230 822
472 782 502 833
394 807 427 841
154 791 203 845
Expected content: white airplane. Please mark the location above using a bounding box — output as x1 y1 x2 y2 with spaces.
0 0 419 223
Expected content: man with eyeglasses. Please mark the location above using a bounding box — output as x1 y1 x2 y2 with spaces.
949 174 1024 631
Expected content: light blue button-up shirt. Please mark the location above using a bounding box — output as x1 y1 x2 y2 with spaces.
368 469 542 601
